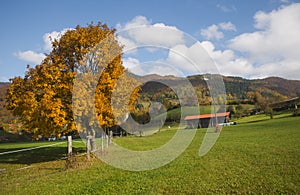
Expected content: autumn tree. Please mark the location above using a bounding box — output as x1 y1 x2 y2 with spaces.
235 104 244 118
73 40 140 155
254 92 274 119
6 23 140 152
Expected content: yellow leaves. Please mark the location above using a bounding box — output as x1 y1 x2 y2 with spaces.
72 29 124 129
6 22 141 137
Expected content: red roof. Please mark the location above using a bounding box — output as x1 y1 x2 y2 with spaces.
184 112 230 121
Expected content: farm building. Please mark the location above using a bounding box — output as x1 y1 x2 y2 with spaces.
184 112 230 128
270 97 300 111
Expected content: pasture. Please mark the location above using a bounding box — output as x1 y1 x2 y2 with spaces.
0 115 299 194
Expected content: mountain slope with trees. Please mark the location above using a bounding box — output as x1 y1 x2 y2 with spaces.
1 73 299 135
136 74 300 105
1 74 300 122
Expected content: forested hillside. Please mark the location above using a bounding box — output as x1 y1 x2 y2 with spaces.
1 74 300 126
0 82 14 125
137 74 300 106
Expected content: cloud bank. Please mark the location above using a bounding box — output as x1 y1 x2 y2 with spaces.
201 22 236 40
117 4 300 80
15 3 300 80
228 3 300 79
15 50 45 65
117 16 218 77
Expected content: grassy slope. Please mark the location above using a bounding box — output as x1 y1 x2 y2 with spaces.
235 110 294 124
0 116 299 194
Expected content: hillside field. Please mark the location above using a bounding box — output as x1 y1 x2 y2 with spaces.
0 115 299 194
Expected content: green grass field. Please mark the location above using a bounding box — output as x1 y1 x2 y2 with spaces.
0 115 299 194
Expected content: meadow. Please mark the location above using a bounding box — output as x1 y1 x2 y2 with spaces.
0 114 299 194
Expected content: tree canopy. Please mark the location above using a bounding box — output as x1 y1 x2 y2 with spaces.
6 23 139 138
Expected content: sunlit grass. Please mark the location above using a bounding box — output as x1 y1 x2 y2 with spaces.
0 116 299 194
235 111 294 124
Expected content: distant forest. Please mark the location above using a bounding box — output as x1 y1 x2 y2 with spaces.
1 74 300 126
135 74 300 110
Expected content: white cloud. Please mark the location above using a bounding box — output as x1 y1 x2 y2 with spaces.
15 50 45 64
200 41 255 78
43 28 72 50
163 41 227 76
123 57 182 76
201 22 236 40
15 28 72 65
123 57 140 69
135 23 184 47
116 16 151 30
253 11 270 30
216 4 237 13
119 16 239 77
201 25 224 40
142 61 183 76
280 0 289 3
251 60 300 79
117 16 185 49
199 38 300 80
219 22 236 31
113 9 300 80
228 3 300 79
117 36 137 53
0 76 9 82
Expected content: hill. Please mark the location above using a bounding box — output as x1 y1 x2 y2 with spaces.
0 82 14 125
191 75 300 100
135 74 300 104
254 77 300 97
1 74 300 126
3 75 299 103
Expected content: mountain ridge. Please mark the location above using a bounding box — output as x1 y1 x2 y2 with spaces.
2 74 300 99
131 73 300 100
1 74 299 125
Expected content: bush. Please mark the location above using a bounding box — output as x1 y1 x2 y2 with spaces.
293 109 299 116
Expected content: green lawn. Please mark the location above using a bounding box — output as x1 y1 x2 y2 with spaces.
0 140 85 166
235 110 295 124
0 116 299 194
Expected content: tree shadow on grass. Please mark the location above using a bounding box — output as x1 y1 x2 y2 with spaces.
239 114 294 125
0 146 86 164
241 118 271 124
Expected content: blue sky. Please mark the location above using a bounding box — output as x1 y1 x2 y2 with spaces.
1 0 300 81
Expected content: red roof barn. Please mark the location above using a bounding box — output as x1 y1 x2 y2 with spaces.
184 112 230 128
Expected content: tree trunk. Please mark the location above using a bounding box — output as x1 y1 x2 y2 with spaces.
270 112 273 119
109 130 113 144
101 131 104 151
86 129 91 160
90 128 97 152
